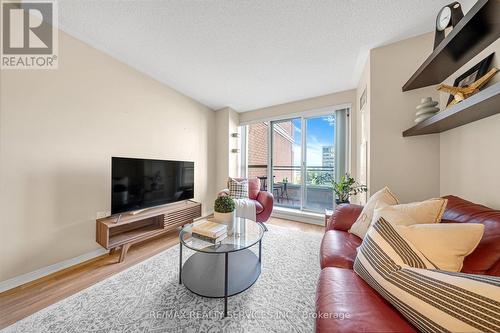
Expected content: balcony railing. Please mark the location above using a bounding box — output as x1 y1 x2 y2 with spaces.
247 164 334 212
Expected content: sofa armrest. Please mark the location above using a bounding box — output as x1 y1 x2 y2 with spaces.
256 191 274 223
326 204 363 232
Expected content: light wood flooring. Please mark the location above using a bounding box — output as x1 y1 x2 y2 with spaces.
0 218 323 329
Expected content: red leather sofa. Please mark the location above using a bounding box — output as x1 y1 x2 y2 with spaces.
316 195 500 332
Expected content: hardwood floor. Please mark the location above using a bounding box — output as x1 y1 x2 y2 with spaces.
0 218 323 329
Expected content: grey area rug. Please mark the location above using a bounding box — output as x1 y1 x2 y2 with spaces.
3 225 322 333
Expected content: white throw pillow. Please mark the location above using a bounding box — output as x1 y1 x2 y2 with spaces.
371 198 448 227
396 223 484 272
349 186 399 238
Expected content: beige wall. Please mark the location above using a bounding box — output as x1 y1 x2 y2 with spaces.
240 89 355 124
353 58 370 204
215 109 230 191
362 32 499 207
228 108 240 180
215 107 240 190
368 33 441 203
0 31 216 281
439 39 500 208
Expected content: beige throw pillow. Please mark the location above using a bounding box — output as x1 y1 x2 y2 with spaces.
396 223 484 272
348 187 398 239
371 198 448 227
372 205 418 227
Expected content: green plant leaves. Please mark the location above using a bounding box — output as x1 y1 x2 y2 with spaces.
214 196 236 213
332 173 367 202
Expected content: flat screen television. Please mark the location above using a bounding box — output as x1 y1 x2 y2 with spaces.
111 157 194 215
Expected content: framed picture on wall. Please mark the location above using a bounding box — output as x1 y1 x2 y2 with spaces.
446 53 495 106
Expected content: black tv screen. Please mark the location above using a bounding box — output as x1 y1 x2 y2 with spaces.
111 157 194 214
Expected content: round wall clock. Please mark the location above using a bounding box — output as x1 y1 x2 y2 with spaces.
436 6 452 31
433 2 464 49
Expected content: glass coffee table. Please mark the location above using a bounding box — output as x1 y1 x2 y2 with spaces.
179 217 265 317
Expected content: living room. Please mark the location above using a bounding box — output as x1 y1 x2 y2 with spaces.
0 0 499 332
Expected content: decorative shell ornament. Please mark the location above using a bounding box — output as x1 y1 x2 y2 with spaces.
415 97 439 123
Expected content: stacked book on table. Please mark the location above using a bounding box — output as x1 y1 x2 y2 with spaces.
192 219 227 244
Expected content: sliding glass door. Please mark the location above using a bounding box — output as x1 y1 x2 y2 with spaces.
244 108 348 213
270 118 302 209
303 115 335 211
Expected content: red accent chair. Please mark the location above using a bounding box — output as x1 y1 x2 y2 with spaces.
248 178 274 223
220 178 274 223
316 195 500 332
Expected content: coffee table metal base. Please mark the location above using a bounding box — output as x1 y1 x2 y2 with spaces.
181 249 261 297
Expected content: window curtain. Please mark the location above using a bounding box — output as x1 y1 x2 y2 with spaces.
335 108 348 181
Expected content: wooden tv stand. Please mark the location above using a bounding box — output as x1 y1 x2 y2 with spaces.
96 200 201 262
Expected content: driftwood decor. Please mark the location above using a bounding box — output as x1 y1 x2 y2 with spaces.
437 67 498 107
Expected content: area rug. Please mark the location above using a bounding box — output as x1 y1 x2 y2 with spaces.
3 224 323 333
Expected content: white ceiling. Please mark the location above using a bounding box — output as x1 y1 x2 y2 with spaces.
58 0 476 112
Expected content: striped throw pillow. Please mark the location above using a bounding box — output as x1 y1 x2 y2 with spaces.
354 217 500 333
228 178 248 199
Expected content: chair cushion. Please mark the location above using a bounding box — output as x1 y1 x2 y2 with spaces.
320 230 361 269
442 195 500 275
316 267 416 333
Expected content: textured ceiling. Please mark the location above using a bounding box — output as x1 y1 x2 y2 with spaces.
58 0 476 111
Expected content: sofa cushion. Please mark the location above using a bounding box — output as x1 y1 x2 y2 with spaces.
320 230 361 269
442 195 500 275
315 267 417 333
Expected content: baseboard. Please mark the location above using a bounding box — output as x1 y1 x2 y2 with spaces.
0 248 109 293
272 208 324 226
0 214 216 293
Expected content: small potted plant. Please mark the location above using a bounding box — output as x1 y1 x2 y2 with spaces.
333 173 367 205
214 196 236 233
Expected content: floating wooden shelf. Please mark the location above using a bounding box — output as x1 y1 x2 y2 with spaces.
403 82 500 137
402 0 500 92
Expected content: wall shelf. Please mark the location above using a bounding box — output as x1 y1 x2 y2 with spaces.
403 82 500 137
402 0 500 92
